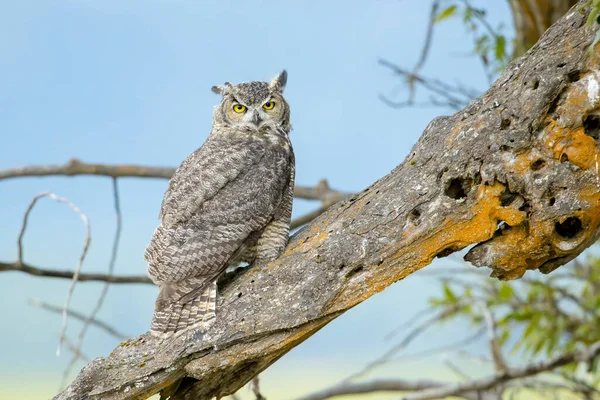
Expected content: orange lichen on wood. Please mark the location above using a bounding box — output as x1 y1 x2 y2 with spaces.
544 121 600 169
335 183 527 309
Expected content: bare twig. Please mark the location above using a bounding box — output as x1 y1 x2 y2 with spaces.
0 260 151 283
28 298 128 340
459 0 502 39
250 376 265 400
402 0 441 104
0 159 175 180
297 341 600 400
0 159 349 202
295 379 444 400
444 358 472 381
342 304 464 383
403 341 600 400
16 192 92 357
378 59 478 110
62 336 90 363
553 372 600 396
389 328 486 362
1 160 349 232
290 207 328 230
61 178 124 389
478 302 508 374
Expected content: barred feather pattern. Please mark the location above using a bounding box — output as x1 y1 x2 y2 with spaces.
145 77 294 337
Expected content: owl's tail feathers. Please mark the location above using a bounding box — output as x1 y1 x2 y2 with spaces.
150 279 217 338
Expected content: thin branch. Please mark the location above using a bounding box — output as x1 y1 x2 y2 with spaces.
29 298 128 340
0 158 174 180
342 304 464 383
295 379 444 400
404 0 441 104
61 178 123 389
403 341 600 400
297 342 600 400
459 0 503 40
62 335 90 363
389 328 486 363
444 358 473 381
413 0 439 72
0 159 350 202
250 376 265 400
552 372 600 396
0 260 152 284
291 207 327 230
378 59 477 110
16 192 92 357
478 302 508 374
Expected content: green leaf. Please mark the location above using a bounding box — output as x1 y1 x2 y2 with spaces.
463 6 473 24
498 283 513 300
434 5 457 23
443 282 457 302
494 35 506 62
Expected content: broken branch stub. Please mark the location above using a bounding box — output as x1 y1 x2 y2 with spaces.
56 3 600 399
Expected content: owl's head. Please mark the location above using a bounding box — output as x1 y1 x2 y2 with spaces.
211 71 290 133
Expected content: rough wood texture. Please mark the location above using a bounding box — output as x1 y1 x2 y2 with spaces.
56 3 600 399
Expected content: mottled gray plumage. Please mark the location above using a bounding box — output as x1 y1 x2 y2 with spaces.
145 71 294 337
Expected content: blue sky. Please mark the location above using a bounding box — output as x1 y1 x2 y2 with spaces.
0 1 513 398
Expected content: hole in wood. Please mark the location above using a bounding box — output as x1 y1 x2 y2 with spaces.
583 114 600 141
555 217 583 239
500 118 511 130
346 265 364 279
560 153 569 163
408 207 422 225
435 247 457 259
493 221 510 237
444 177 471 200
519 200 531 216
499 188 518 206
567 70 581 83
530 159 546 171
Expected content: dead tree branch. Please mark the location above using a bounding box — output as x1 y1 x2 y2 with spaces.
403 340 600 400
0 260 152 284
297 341 600 400
17 192 92 357
0 159 349 202
28 298 129 340
61 178 124 389
55 3 600 399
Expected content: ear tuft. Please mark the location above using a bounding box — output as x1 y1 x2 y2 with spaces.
211 82 232 95
269 70 287 92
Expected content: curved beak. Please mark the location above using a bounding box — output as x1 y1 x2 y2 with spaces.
251 111 262 127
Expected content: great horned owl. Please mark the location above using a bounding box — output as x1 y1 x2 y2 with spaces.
144 71 294 337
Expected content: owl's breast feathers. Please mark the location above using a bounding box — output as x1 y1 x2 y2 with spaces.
145 128 294 284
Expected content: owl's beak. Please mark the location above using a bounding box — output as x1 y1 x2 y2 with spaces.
251 112 262 127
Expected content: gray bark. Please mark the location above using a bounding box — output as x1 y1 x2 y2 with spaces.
56 2 600 399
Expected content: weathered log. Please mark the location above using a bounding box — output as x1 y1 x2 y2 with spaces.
56 2 600 399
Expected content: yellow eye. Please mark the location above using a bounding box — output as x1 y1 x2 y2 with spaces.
263 101 275 110
233 104 247 113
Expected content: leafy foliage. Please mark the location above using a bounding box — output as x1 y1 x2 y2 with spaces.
428 254 600 388
435 1 509 77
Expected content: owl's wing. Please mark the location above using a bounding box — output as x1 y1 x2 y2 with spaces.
159 132 267 226
146 139 293 284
